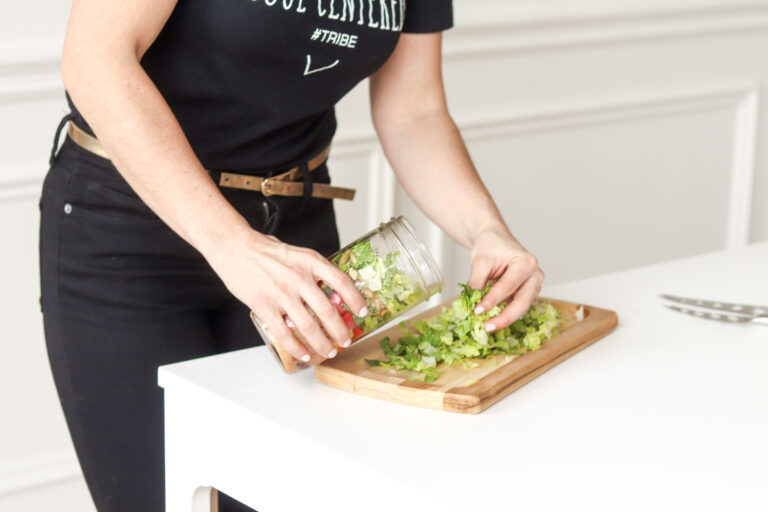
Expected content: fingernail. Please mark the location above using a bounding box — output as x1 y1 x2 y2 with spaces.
359 306 368 317
328 348 338 358
474 306 484 315
285 317 295 328
485 323 496 332
300 354 311 363
342 339 352 348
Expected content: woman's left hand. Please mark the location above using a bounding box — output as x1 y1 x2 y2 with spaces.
468 228 545 332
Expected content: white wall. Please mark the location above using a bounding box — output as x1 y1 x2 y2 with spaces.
1 0 767 509
0 1 85 508
333 0 768 291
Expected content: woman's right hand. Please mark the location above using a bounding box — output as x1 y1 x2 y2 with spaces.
206 229 368 362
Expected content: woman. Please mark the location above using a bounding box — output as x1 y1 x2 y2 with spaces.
40 0 544 510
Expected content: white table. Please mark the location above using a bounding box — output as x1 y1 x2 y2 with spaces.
159 243 768 512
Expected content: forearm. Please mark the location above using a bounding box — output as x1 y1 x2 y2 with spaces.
371 33 542 321
63 50 254 257
376 110 511 248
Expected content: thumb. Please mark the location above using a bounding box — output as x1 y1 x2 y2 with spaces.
468 256 493 291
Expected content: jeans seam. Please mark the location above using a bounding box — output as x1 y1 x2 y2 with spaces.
42 161 105 509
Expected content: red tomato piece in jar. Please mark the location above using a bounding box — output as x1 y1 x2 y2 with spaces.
341 310 358 330
327 291 349 315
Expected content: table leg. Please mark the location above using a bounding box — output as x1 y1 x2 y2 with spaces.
164 477 217 512
164 390 221 512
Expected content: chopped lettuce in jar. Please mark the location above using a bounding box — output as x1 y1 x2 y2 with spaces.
365 283 562 383
329 241 425 340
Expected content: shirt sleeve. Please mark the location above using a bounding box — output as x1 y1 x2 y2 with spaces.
402 0 453 34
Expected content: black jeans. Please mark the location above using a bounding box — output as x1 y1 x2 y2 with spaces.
39 132 340 511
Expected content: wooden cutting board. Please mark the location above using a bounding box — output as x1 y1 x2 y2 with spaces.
315 297 618 414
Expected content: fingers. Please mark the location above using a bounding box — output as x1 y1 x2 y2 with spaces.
256 307 311 362
468 256 494 291
475 253 538 315
245 245 367 362
485 269 544 332
301 282 352 348
313 256 368 317
281 299 338 359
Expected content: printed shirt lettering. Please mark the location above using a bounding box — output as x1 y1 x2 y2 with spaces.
129 0 452 170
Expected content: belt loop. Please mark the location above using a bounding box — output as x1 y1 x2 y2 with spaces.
263 168 282 235
297 163 313 215
50 113 75 167
264 196 281 235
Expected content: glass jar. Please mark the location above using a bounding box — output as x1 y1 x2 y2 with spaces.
251 216 444 373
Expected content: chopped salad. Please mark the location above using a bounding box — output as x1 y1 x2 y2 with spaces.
365 284 562 382
328 241 425 340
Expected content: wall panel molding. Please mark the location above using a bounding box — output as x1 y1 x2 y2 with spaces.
0 40 61 71
0 38 61 102
336 84 759 253
0 452 80 497
450 1 768 56
0 180 43 201
456 84 759 250
455 84 755 138
327 135 376 159
0 75 61 104
727 88 759 249
367 149 396 228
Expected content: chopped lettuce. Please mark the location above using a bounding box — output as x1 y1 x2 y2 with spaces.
330 241 424 335
365 283 562 383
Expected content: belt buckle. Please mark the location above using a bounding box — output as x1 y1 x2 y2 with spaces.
261 177 276 196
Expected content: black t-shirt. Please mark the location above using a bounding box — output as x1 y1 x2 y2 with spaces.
67 0 453 172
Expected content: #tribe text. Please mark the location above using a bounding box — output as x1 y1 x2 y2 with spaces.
312 29 358 48
251 0 406 32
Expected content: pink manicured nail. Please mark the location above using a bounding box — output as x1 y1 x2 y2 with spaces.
359 306 368 317
342 339 352 348
485 323 496 332
285 317 296 328
328 349 338 358
474 306 485 315
300 354 311 363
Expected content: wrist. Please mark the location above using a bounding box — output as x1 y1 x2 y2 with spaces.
466 216 512 247
192 213 260 262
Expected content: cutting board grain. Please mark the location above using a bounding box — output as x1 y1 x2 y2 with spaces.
315 297 618 414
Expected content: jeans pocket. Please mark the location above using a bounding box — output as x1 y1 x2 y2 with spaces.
81 178 164 225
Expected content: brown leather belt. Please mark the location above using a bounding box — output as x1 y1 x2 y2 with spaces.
66 122 356 201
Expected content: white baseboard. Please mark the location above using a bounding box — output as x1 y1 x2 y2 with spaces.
0 452 81 497
0 475 95 512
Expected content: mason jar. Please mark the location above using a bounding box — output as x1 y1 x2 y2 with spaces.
251 216 444 373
